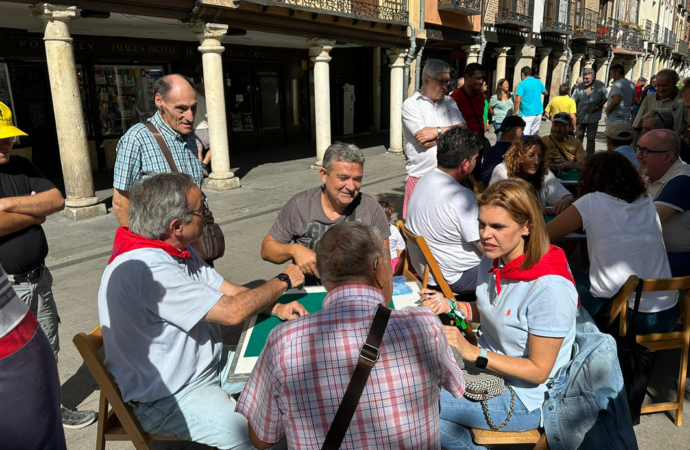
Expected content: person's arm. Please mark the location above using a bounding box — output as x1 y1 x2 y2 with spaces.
656 204 678 223
0 212 45 237
546 205 583 241
249 424 278 450
112 188 130 227
544 100 552 120
513 95 522 115
606 94 621 116
654 176 690 223
261 233 319 278
570 113 577 130
0 188 64 217
420 289 480 321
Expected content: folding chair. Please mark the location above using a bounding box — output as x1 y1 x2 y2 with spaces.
471 428 549 449
608 275 690 426
468 174 485 197
72 326 185 450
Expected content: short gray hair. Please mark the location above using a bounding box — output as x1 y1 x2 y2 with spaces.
154 74 194 101
422 59 451 80
583 68 595 77
642 108 675 131
316 222 387 287
656 69 680 84
128 173 197 240
322 142 365 171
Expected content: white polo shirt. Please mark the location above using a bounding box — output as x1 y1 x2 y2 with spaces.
402 91 465 178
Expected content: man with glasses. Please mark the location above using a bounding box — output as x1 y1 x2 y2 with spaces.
513 66 548 136
639 108 690 162
633 69 689 144
637 129 690 277
402 59 466 218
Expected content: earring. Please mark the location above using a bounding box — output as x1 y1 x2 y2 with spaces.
523 233 529 237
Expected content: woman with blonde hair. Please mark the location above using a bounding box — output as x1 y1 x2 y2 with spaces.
422 179 578 449
489 136 574 214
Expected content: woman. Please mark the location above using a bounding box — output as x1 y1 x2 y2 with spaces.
489 79 513 141
422 179 578 450
547 152 678 333
489 137 574 214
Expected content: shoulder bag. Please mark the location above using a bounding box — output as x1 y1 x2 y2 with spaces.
144 122 226 263
321 305 391 450
459 88 486 139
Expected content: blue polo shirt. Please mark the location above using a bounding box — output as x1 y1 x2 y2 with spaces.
516 77 547 117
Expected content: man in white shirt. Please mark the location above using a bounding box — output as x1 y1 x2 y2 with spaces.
406 128 484 292
401 59 466 218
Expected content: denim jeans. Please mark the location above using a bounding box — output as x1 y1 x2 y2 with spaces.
576 122 598 158
493 122 502 142
439 388 541 450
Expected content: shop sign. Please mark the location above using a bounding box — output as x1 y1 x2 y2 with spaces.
224 48 285 60
109 42 181 56
73 40 105 54
11 37 44 52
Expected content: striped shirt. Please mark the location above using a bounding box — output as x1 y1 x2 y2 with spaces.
236 284 465 449
113 112 204 191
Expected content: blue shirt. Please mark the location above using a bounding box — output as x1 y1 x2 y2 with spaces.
113 112 204 191
613 145 638 168
657 175 690 211
516 77 547 117
481 141 512 187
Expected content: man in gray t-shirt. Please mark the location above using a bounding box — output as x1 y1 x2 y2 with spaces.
261 143 390 282
606 64 636 124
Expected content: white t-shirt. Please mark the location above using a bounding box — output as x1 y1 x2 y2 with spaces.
406 168 482 285
574 192 677 313
489 163 571 207
388 224 406 259
402 91 465 178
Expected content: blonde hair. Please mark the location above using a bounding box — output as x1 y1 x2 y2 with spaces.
503 137 549 192
478 178 550 270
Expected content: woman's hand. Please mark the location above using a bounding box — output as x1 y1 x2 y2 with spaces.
419 289 450 314
549 195 574 215
444 326 480 361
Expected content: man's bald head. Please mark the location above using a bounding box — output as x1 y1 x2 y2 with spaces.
637 129 680 181
641 129 680 157
154 74 195 102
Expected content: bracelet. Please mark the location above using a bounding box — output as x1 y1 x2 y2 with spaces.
447 298 457 312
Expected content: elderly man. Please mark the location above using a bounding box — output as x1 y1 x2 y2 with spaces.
606 64 635 124
112 74 204 226
406 128 484 292
637 129 690 277
544 112 585 173
480 115 526 187
99 173 305 449
639 108 690 162
238 222 465 449
401 59 466 218
605 122 637 168
261 143 389 283
514 66 548 135
572 68 608 158
634 69 689 144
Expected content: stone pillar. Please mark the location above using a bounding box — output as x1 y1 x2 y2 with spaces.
193 22 239 190
31 3 105 220
596 57 610 85
512 45 536 95
571 54 584 83
387 48 407 154
584 57 596 70
463 44 481 65
549 52 568 102
496 46 511 81
308 38 335 167
538 48 552 102
645 52 656 80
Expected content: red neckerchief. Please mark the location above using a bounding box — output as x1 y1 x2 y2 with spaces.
108 227 191 264
488 245 580 308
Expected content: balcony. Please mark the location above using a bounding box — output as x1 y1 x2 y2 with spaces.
542 0 573 35
644 19 654 42
495 0 534 28
651 23 663 44
573 7 597 40
616 24 644 52
596 18 619 45
438 0 481 15
243 0 409 24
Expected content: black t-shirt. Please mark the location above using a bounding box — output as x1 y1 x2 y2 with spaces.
481 141 512 188
0 156 56 274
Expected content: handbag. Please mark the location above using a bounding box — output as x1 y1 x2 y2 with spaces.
321 305 391 450
144 122 226 263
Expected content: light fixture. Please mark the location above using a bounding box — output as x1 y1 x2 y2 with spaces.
80 10 110 19
226 28 247 36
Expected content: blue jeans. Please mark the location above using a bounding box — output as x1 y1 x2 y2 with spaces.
493 123 502 141
439 388 541 450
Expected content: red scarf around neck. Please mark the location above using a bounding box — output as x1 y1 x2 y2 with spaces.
108 227 191 264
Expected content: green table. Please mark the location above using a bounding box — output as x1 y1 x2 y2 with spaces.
557 170 579 185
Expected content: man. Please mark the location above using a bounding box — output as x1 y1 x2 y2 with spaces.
261 143 390 282
544 112 585 173
401 59 466 218
606 64 636 124
193 82 211 175
572 68 608 158
481 115 526 187
406 128 484 292
544 83 577 130
513 66 548 135
237 222 465 449
632 76 647 121
640 75 656 103
0 102 97 428
112 73 204 226
451 63 486 138
99 173 306 448
639 108 690 162
605 121 638 168
634 69 689 143
637 129 690 277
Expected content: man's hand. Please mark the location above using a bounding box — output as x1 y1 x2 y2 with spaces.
556 161 576 173
586 106 598 114
549 196 574 215
414 127 440 145
291 245 319 278
272 301 309 321
34 215 46 226
283 264 306 290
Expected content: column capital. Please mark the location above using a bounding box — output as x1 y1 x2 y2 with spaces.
571 53 584 62
516 44 536 59
496 46 511 57
386 48 408 68
308 38 335 63
462 44 481 56
539 47 553 56
193 22 228 54
31 3 77 22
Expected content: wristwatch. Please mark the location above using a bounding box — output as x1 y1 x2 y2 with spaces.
476 347 489 369
275 273 292 291
436 126 442 136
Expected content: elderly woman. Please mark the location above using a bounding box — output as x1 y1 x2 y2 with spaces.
489 136 574 214
422 179 578 449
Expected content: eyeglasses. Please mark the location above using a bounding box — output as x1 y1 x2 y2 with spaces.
188 200 209 216
636 146 670 157
433 78 453 87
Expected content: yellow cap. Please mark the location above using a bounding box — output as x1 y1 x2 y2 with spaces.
0 101 28 139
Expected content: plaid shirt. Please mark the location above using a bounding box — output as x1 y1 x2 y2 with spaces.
113 112 204 191
236 284 465 449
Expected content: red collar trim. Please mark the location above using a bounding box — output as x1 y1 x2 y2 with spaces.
108 227 191 264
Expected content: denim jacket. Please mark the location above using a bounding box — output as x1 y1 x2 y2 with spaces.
542 309 638 450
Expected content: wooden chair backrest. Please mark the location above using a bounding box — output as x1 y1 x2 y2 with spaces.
468 175 485 197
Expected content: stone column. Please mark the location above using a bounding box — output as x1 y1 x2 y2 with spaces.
308 38 335 167
571 54 584 83
31 3 105 220
645 51 656 79
387 48 408 154
538 48 552 102
596 57 610 85
463 44 481 65
624 58 636 80
512 45 536 95
549 52 568 102
496 46 511 81
584 57 596 70
193 22 239 190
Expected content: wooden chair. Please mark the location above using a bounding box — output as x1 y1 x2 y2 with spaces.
468 174 485 197
72 326 185 450
471 428 549 449
608 275 690 426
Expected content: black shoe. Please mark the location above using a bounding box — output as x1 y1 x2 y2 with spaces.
61 406 97 429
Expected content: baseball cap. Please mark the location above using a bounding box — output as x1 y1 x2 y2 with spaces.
606 121 634 140
553 112 572 125
0 102 27 139
496 115 526 133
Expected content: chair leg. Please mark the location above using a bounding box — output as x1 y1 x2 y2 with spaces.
533 432 549 450
675 343 689 426
96 393 108 450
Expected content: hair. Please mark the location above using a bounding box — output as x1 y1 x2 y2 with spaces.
637 77 648 83
316 222 387 287
521 66 532 77
583 68 595 77
477 179 550 270
378 200 395 222
496 78 510 101
322 142 365 171
642 108 675 131
436 127 484 170
422 59 451 80
128 173 197 240
577 152 647 203
650 75 657 83
153 74 194 101
464 63 486 78
610 64 625 77
558 83 570 96
656 69 680 84
503 137 549 192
